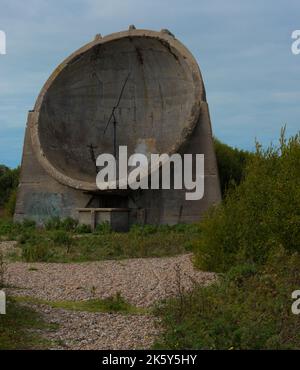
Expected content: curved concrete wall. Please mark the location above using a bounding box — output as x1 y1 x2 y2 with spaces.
30 29 205 191
15 28 221 226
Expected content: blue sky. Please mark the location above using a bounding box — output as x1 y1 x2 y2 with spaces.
0 0 299 167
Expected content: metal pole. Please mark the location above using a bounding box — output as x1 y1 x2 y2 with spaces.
113 112 117 160
113 113 118 181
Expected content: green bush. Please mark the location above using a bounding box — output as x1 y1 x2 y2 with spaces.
99 292 136 313
49 230 71 245
61 217 78 231
21 230 73 261
195 131 300 272
0 219 36 240
214 138 251 197
75 224 91 234
45 217 78 231
22 244 52 263
94 222 112 234
4 189 17 217
225 263 257 287
21 219 36 229
45 217 61 230
155 248 300 350
0 219 15 237
0 166 20 208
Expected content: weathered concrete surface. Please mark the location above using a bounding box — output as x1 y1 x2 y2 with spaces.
77 208 130 232
15 28 221 226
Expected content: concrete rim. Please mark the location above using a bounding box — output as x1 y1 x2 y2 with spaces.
29 28 205 191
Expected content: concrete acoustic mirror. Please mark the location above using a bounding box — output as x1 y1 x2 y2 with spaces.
15 27 221 231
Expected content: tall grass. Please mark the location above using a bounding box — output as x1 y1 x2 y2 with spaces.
0 218 200 263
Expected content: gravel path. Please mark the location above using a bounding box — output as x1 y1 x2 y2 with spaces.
0 240 19 258
2 242 216 349
6 254 216 307
31 304 161 350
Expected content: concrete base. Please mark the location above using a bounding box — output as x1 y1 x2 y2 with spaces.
77 208 130 232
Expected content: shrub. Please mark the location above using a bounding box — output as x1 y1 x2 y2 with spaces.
49 230 72 246
45 217 78 232
99 292 135 313
0 166 20 207
155 248 300 350
22 244 52 263
4 189 17 217
0 219 15 237
22 219 36 229
0 219 36 240
61 217 78 232
45 217 61 231
75 224 91 234
17 231 39 245
94 222 112 234
195 131 300 272
214 138 251 197
225 263 257 287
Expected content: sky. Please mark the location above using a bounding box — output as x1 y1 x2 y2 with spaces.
0 0 299 167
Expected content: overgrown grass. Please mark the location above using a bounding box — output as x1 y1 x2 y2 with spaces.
0 218 36 241
14 293 147 315
155 248 300 350
0 298 56 349
0 219 200 263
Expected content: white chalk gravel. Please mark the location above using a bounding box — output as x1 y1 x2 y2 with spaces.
2 242 216 349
